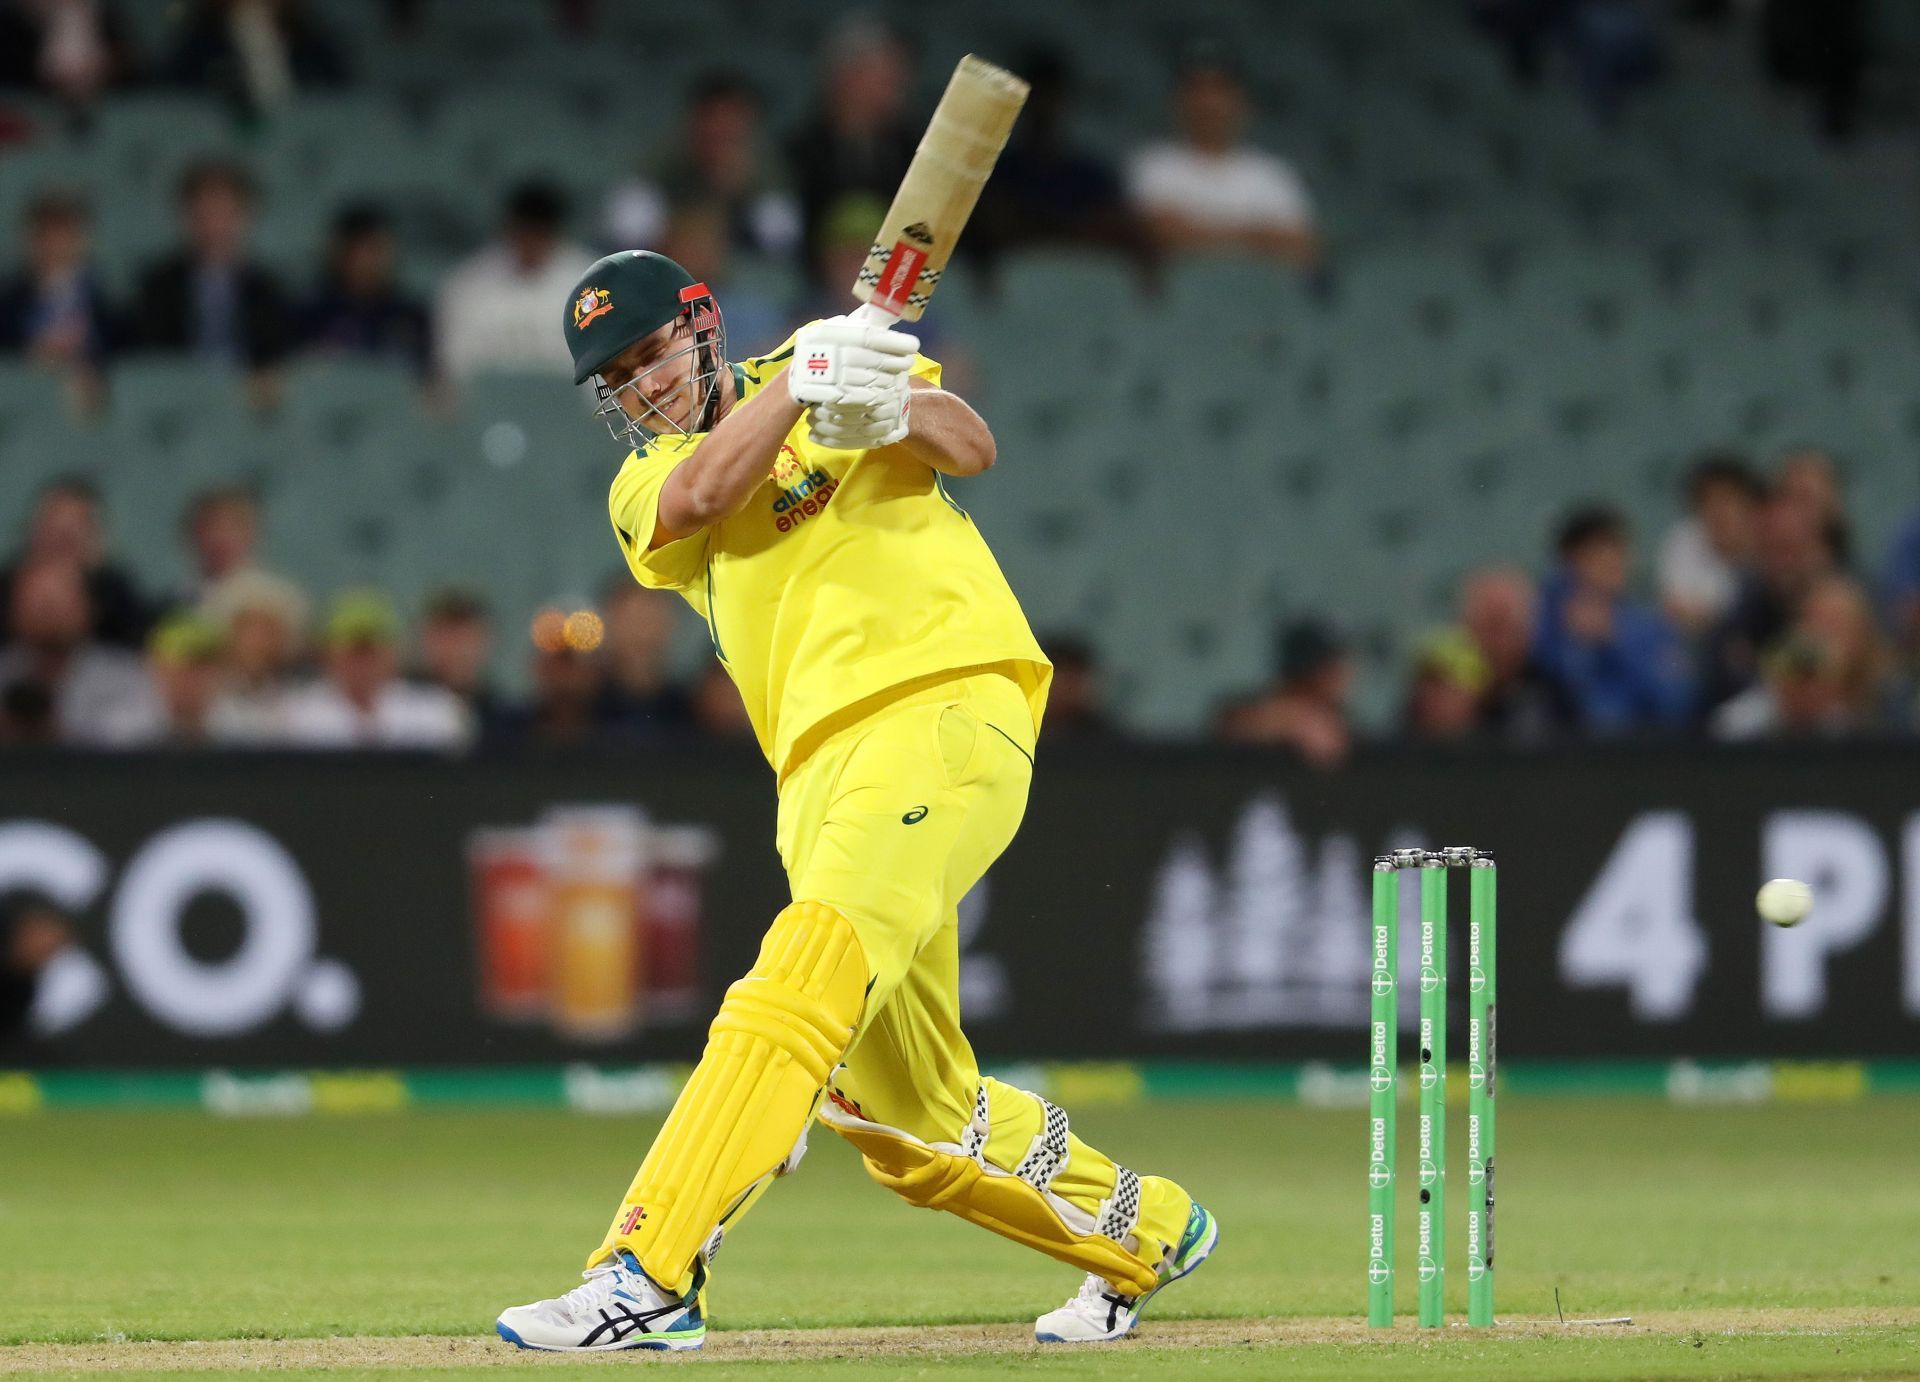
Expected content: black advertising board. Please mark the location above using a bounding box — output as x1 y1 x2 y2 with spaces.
3 743 1916 1066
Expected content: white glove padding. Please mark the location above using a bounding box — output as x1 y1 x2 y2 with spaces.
806 375 912 451
788 315 920 409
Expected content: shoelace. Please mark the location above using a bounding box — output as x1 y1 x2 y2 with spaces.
556 1262 628 1317
1066 1273 1134 1315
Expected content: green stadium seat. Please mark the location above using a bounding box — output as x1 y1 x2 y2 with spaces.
0 364 72 437
432 92 615 210
278 360 429 456
0 414 104 542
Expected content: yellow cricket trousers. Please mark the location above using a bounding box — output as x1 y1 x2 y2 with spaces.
778 669 1193 1267
595 667 1191 1290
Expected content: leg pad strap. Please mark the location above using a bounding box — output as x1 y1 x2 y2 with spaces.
820 1099 1160 1296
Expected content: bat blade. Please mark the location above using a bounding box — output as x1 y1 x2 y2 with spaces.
851 54 1029 323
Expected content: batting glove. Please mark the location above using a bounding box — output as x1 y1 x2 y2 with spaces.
789 315 919 410
807 372 912 450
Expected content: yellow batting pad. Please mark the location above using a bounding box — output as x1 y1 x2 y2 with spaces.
819 1098 1162 1296
596 901 868 1289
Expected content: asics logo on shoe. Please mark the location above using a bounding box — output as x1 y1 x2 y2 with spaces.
580 1303 690 1348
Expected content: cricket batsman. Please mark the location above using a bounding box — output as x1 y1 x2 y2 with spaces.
495 251 1217 1351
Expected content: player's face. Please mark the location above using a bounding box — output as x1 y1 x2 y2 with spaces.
602 319 698 433
592 299 727 449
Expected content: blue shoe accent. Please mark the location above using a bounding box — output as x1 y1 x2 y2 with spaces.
495 1322 528 1349
1164 1201 1219 1285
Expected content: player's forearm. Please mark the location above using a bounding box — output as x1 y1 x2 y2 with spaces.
654 384 804 544
894 387 995 477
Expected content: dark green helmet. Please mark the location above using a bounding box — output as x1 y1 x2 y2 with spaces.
564 251 728 447
564 250 704 384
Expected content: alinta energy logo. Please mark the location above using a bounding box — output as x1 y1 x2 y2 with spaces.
772 462 839 533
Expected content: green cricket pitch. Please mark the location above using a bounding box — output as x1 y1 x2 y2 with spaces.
3 1098 1917 1378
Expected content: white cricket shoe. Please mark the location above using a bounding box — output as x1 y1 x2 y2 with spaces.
1034 1200 1219 1343
495 1249 705 1352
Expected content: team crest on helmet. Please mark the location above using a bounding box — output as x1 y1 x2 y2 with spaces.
573 287 613 328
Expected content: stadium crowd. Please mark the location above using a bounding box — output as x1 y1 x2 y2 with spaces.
7 441 1920 761
1223 445 1920 766
2 2 1918 762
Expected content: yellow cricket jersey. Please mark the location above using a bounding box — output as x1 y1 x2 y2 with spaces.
607 330 1051 776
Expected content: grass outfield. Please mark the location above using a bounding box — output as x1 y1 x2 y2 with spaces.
2 1099 1917 1377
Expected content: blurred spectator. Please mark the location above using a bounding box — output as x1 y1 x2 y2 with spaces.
0 555 158 745
132 159 295 372
604 70 801 260
381 0 425 39
1773 447 1850 567
138 610 226 745
0 100 32 149
657 201 787 357
599 580 694 738
1460 566 1573 741
297 204 432 376
1217 619 1353 768
203 568 308 743
177 484 266 606
1125 46 1319 268
1798 574 1896 727
0 0 139 120
1533 505 1692 733
1469 0 1665 119
1469 0 1566 84
549 0 595 37
435 181 593 381
0 189 121 378
503 644 609 747
787 19 919 273
282 590 469 749
972 50 1148 275
1036 633 1118 741
1881 507 1920 676
1701 487 1839 710
165 0 348 117
0 680 55 744
0 477 151 648
0 892 73 1045
1712 578 1891 738
1658 452 1762 633
1761 0 1866 142
415 588 506 738
1712 637 1845 740
1402 630 1490 742
692 661 753 740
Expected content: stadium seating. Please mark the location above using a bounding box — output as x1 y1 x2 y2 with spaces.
6 0 1918 723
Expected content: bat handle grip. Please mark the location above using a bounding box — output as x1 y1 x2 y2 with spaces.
849 301 900 328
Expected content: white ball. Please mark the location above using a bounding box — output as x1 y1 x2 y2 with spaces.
1757 877 1813 927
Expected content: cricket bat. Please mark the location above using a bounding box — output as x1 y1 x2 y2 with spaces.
850 54 1029 326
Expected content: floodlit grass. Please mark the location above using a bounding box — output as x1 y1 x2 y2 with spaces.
3 1099 1917 1376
